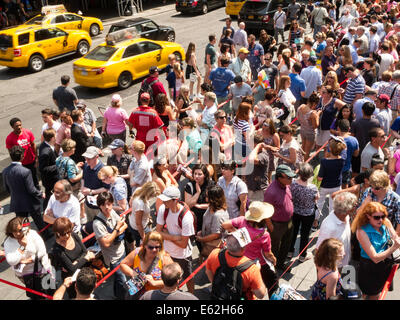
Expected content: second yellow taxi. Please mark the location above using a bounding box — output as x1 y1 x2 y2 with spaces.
24 5 104 37
73 28 185 89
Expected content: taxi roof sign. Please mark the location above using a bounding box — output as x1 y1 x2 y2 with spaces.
41 5 67 15
105 27 139 45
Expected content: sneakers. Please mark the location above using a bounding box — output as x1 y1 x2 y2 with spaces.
299 253 312 263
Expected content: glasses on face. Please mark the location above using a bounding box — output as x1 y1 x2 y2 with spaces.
218 116 227 119
372 186 382 191
147 245 161 250
371 215 386 221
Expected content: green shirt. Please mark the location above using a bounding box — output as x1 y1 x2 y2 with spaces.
205 43 217 66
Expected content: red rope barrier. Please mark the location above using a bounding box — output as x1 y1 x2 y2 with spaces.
179 259 208 289
217 98 231 110
381 134 392 149
95 265 121 289
379 264 399 300
0 277 53 300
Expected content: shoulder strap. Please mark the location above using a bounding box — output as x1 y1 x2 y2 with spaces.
236 259 255 273
93 216 113 233
218 249 228 267
149 79 159 87
319 270 334 282
145 256 160 275
391 84 399 100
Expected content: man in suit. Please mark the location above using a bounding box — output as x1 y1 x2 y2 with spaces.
70 109 91 163
39 128 59 209
3 145 48 236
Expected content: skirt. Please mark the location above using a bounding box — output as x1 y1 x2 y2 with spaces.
358 257 393 296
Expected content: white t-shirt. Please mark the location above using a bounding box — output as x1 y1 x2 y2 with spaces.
202 104 217 128
42 121 61 134
315 211 351 267
273 11 286 29
156 204 195 259
46 194 81 232
379 53 394 78
129 196 150 230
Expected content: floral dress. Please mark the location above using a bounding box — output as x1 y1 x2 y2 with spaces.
311 270 344 300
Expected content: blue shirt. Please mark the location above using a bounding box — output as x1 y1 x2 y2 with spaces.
354 97 378 121
391 116 400 133
349 45 359 64
343 136 359 172
318 158 345 188
289 73 306 101
83 161 109 208
247 43 264 69
343 74 365 105
360 224 390 260
316 41 327 56
300 66 322 98
209 67 235 98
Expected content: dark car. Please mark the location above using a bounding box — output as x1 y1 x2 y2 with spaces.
238 0 307 34
176 0 226 15
108 18 175 42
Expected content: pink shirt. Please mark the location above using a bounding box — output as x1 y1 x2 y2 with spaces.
231 216 272 265
56 123 71 146
394 149 400 173
104 106 129 135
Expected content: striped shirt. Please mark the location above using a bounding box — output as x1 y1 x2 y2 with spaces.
343 74 365 105
233 119 250 144
378 81 400 111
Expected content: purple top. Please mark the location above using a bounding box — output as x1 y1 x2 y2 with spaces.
263 180 293 222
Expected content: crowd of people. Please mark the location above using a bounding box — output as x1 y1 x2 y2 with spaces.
3 0 400 301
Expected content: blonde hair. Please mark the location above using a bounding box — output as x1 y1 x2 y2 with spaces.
351 202 390 233
61 138 76 153
98 165 119 180
138 231 165 260
323 71 340 91
369 169 390 189
131 181 160 201
131 140 145 154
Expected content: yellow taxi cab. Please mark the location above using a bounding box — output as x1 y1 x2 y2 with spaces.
73 28 185 89
225 0 246 18
24 5 104 37
0 24 92 72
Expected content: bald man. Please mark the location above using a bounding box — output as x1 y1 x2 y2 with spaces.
233 22 248 53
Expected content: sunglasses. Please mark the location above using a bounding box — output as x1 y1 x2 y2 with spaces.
372 186 383 191
147 245 161 250
371 215 386 221
218 116 227 119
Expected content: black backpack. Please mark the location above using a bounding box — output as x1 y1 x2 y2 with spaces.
137 78 159 106
211 249 254 300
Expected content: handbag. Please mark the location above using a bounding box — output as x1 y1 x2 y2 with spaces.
201 238 222 258
22 255 53 300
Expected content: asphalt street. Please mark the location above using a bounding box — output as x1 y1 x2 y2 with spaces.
0 2 399 301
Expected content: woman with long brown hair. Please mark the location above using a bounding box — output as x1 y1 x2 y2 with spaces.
154 93 176 134
352 202 400 300
185 42 202 99
233 102 252 159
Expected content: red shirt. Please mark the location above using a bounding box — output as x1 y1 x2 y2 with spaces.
128 105 164 150
142 76 167 102
6 128 36 165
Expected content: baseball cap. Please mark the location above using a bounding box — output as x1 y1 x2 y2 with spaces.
229 228 252 248
82 146 100 159
276 164 296 178
109 139 125 150
140 92 151 101
158 186 181 202
239 47 249 54
233 75 243 83
76 100 86 108
378 94 390 102
149 66 161 74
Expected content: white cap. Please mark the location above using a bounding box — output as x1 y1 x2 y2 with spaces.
158 186 181 202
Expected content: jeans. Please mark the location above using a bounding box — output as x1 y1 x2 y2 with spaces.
316 186 341 221
289 212 315 257
274 28 285 43
270 219 294 268
110 254 127 300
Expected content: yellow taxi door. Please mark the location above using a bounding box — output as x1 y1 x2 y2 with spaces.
34 28 66 58
121 43 146 78
137 41 163 74
63 14 84 31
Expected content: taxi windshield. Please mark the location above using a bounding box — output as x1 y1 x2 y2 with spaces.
105 27 139 45
25 15 45 24
85 46 118 61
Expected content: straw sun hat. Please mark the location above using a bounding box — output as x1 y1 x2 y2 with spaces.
245 201 274 223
